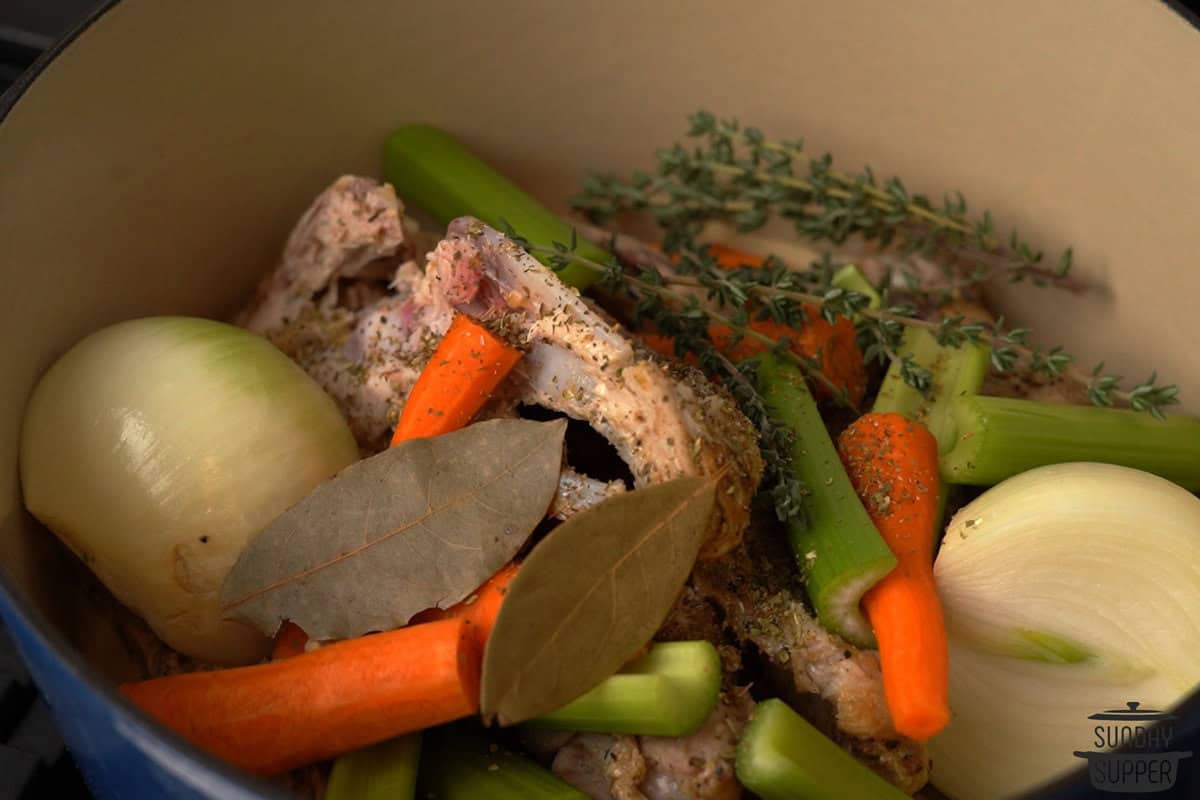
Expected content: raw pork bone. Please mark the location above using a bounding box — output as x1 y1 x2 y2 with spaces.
242 176 762 556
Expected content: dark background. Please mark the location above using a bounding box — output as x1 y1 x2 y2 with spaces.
2 4 111 796
0 625 90 800
0 0 100 92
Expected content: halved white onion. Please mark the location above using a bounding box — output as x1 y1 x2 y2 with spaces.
929 462 1200 799
20 317 359 665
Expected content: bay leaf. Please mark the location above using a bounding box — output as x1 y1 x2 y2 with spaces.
480 475 717 725
220 418 566 640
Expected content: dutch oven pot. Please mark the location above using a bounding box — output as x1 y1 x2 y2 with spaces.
1 2 1198 798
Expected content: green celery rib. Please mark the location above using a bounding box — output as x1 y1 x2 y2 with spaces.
383 125 605 289
871 327 990 453
830 264 882 310
942 395 1200 489
525 641 721 736
735 699 910 800
418 725 587 800
756 353 897 647
871 327 989 523
326 733 420 800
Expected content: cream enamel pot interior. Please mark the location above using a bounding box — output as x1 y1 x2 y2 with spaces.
1 1 1198 798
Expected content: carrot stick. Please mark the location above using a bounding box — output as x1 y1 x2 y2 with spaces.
836 412 949 741
270 555 518 661
716 316 865 405
122 618 481 775
644 242 870 403
410 561 519 651
642 312 866 405
390 312 522 445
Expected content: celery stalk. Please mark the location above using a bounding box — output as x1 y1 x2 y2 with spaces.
830 264 881 309
942 395 1200 489
383 125 605 289
871 327 990 454
735 699 910 800
418 725 587 800
756 353 897 647
525 641 721 736
871 327 989 524
325 733 420 800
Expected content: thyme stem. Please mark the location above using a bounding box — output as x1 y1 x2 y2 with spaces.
529 244 850 405
569 111 1177 419
661 272 1161 411
508 111 1182 518
697 159 975 235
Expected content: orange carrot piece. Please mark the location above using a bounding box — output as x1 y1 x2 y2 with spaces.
641 312 866 405
270 620 309 660
836 412 949 741
390 312 522 445
645 241 762 271
713 314 865 405
705 242 764 270
410 561 520 650
643 243 864 402
640 333 680 360
122 618 480 775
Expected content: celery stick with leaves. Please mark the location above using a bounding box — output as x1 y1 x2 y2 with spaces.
756 352 896 647
525 641 721 736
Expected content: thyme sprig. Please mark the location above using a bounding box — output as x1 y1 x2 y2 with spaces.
574 110 1086 297
501 113 1180 520
540 228 1178 416
510 226 1177 524
631 235 1178 418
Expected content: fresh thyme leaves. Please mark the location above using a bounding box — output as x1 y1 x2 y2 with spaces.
565 113 1179 418
571 222 1179 419
573 110 1085 295
506 112 1181 517
1089 366 1180 416
511 230 1179 532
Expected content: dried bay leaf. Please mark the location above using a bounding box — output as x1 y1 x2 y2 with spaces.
220 418 566 640
480 475 717 724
